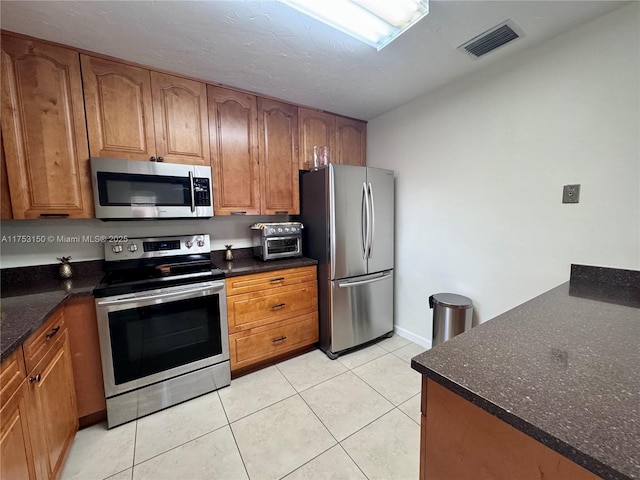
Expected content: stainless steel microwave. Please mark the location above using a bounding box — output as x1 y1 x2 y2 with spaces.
90 157 213 220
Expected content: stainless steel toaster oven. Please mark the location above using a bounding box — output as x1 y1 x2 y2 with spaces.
251 222 303 260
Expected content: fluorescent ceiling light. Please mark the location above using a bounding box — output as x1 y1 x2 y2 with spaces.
280 0 429 51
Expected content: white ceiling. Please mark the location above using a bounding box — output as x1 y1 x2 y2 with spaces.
0 1 628 120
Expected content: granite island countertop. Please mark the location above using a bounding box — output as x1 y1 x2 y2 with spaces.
411 265 640 480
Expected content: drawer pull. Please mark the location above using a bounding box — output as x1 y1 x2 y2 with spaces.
39 213 70 218
270 303 286 310
231 211 247 215
272 336 287 343
29 374 41 383
45 326 60 340
270 277 285 283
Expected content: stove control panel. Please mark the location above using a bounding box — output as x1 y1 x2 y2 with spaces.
104 234 210 262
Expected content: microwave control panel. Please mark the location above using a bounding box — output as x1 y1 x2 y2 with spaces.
193 178 211 206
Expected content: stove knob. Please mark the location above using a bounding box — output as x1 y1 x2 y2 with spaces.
284 227 290 233
278 227 283 233
268 228 276 235
128 244 138 253
112 245 123 254
186 240 193 248
197 239 205 247
292 227 298 232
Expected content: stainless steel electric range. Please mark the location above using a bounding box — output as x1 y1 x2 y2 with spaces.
93 234 229 428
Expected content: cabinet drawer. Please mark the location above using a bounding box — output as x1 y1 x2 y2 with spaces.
229 312 318 371
227 281 317 333
225 266 316 296
0 348 26 402
23 309 67 373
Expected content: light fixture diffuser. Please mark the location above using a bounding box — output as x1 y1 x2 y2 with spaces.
280 0 429 50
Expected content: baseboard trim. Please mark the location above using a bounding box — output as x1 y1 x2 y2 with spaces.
394 325 432 349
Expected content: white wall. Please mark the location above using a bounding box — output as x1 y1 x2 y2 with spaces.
0 216 282 268
368 3 640 346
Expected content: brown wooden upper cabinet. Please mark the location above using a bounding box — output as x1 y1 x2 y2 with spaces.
207 85 261 215
298 108 336 170
1 134 13 220
258 98 299 215
335 116 366 167
0 35 94 219
81 55 209 165
299 108 367 170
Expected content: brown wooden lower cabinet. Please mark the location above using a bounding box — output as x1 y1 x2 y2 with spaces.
0 309 78 480
64 296 106 424
420 378 601 480
226 266 319 372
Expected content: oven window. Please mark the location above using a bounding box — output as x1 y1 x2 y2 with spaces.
267 238 300 255
108 296 222 385
97 172 190 206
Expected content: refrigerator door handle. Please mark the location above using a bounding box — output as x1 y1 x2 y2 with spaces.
361 182 369 260
337 271 390 288
368 182 375 259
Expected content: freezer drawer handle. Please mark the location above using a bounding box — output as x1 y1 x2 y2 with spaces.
338 273 390 288
272 336 287 343
270 303 286 310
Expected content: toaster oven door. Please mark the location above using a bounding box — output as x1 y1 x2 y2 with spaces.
263 236 302 260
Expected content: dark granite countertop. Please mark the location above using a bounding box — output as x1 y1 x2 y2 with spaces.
217 256 318 278
1 261 105 362
411 265 640 480
0 252 318 362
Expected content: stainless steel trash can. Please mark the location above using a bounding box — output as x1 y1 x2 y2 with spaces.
429 293 473 347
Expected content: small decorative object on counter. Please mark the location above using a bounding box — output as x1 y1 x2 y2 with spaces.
225 245 233 261
62 278 74 292
57 256 73 279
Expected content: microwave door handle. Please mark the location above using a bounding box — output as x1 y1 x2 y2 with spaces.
189 171 196 213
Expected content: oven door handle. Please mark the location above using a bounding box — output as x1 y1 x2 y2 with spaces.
96 283 224 306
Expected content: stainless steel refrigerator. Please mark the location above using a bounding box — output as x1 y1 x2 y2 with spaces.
299 164 394 359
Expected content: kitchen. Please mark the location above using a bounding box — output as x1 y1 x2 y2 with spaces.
1 1 639 479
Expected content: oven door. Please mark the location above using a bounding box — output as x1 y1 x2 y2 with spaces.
95 280 228 398
264 236 302 260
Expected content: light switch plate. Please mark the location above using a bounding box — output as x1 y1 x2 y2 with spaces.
562 184 580 204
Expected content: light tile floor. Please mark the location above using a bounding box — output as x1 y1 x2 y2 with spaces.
61 334 426 480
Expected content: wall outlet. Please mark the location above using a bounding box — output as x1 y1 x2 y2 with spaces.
562 184 580 204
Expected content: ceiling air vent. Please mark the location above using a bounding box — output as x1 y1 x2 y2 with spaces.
459 20 523 58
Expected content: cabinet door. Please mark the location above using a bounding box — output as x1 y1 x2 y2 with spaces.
208 85 260 215
335 117 366 167
151 72 210 165
65 297 106 422
81 55 156 161
1 381 37 480
29 332 78 480
298 108 335 170
1 134 12 219
1 36 93 219
258 98 299 215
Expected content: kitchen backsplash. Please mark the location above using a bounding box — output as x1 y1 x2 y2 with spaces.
0 215 287 268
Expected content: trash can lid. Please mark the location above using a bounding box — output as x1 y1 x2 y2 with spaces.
431 293 473 309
